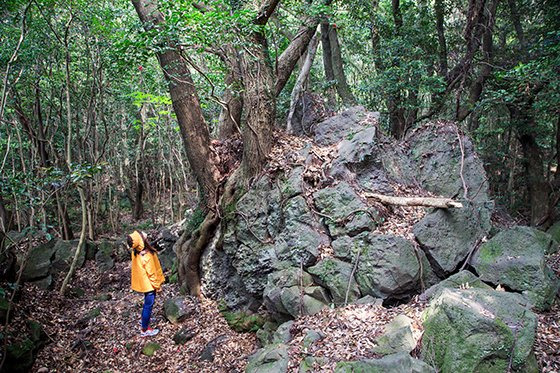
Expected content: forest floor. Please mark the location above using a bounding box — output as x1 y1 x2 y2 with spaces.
3 250 559 372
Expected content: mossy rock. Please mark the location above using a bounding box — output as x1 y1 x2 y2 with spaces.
95 240 115 271
142 342 161 356
221 309 266 333
471 225 560 311
27 320 47 346
421 288 538 373
546 221 560 253
173 327 196 345
246 343 289 373
308 258 361 305
335 352 435 373
51 239 87 274
69 287 86 298
372 315 417 356
22 240 57 281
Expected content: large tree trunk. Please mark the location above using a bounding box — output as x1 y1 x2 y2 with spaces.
131 0 220 209
240 22 277 180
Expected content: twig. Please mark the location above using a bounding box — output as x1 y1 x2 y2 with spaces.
344 246 361 306
456 128 469 200
364 193 463 208
460 236 484 271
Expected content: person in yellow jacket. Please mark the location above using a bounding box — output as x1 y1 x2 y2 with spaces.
128 230 165 337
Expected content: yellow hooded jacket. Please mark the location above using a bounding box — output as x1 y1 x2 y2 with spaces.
129 231 165 293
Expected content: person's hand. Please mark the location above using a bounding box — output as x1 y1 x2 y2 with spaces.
155 287 162 293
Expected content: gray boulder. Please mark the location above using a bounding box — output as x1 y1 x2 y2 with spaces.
414 202 491 276
471 225 560 311
372 315 417 356
95 240 115 271
404 122 488 202
22 240 57 281
330 126 395 194
333 233 422 300
420 270 491 301
29 275 52 290
307 258 360 306
313 182 377 238
308 258 360 305
246 343 289 373
313 106 374 146
263 267 330 321
51 239 87 274
335 352 435 373
164 297 193 324
422 288 538 373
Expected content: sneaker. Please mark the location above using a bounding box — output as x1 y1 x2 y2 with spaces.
140 327 159 337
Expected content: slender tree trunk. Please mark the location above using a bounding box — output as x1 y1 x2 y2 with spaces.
287 29 320 133
328 26 356 107
59 186 87 295
217 69 243 140
321 23 336 108
434 0 448 78
274 0 332 97
64 13 74 167
508 0 526 51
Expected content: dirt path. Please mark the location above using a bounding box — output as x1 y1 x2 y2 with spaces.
22 262 256 372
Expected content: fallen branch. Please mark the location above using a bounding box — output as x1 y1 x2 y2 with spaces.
364 193 463 209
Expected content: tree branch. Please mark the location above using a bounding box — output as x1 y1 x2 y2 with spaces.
364 193 463 208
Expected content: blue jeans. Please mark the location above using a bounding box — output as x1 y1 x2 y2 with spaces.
141 291 156 330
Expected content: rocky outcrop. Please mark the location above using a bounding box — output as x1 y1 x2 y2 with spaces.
21 238 128 289
471 226 560 311
313 182 377 238
548 221 560 248
420 270 491 301
200 108 498 321
422 288 538 373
